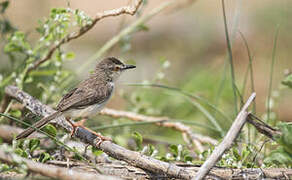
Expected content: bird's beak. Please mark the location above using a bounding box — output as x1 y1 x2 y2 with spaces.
123 64 136 70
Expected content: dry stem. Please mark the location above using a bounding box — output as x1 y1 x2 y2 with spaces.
194 93 256 180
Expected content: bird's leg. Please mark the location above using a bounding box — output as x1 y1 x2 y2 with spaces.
65 117 78 137
65 117 111 144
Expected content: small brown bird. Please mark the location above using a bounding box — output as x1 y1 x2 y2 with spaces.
16 57 136 140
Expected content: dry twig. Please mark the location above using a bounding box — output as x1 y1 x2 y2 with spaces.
26 0 143 74
194 93 256 180
101 108 218 152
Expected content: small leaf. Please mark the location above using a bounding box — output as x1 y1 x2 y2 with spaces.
29 139 40 152
282 74 292 88
184 155 193 162
169 144 178 156
14 148 28 158
148 144 155 155
65 52 75 60
232 148 241 161
39 152 51 163
92 146 103 156
0 163 10 172
42 124 57 137
10 110 22 118
132 131 143 151
136 24 149 32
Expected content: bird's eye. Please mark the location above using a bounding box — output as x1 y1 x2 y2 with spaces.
114 66 120 71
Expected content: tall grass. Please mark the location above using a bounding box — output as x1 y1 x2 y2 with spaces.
267 25 280 125
239 31 256 143
221 0 238 114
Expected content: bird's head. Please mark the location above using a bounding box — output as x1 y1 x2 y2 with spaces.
95 57 136 81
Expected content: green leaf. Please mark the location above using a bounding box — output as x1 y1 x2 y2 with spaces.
136 24 149 32
14 148 28 158
169 144 178 156
232 148 241 161
92 146 103 156
264 147 292 167
132 131 143 151
276 123 292 154
39 152 52 163
42 124 57 137
65 52 75 60
148 144 155 156
10 110 22 118
0 1 9 13
184 155 193 162
282 74 292 88
29 139 40 152
0 163 10 172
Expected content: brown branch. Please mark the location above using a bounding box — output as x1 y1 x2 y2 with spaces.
1 122 292 179
0 148 120 180
247 114 282 139
26 0 143 74
100 108 218 151
194 92 256 180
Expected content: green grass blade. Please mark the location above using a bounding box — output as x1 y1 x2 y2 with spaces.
221 0 238 114
183 96 224 136
267 25 280 125
239 31 256 114
128 83 227 136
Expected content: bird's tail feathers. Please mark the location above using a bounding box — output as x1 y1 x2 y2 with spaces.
16 111 62 140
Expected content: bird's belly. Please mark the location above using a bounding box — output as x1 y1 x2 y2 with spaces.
65 103 105 118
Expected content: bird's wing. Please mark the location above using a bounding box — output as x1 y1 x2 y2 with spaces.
57 80 113 112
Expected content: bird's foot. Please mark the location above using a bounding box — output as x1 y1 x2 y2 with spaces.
65 118 87 137
93 132 112 148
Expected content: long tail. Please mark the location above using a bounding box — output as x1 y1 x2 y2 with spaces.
16 111 62 140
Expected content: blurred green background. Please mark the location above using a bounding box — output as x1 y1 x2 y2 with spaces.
0 0 291 146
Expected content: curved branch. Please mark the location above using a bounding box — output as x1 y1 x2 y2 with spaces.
26 0 143 74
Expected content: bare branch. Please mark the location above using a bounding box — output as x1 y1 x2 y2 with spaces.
0 147 120 180
100 108 218 151
26 0 143 74
194 93 256 180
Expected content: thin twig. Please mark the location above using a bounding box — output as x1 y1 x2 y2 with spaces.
26 0 143 74
194 92 256 180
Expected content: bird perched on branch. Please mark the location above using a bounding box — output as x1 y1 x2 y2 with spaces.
16 57 136 142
